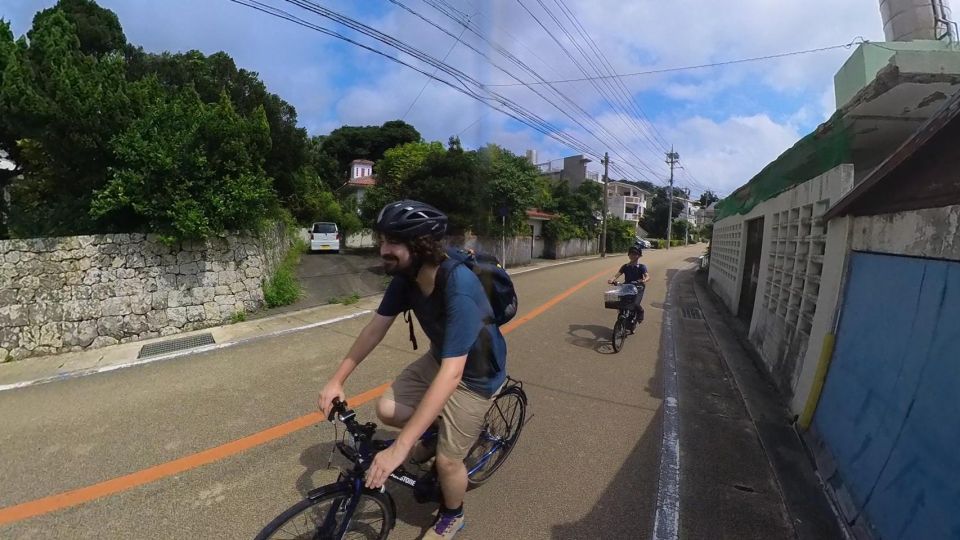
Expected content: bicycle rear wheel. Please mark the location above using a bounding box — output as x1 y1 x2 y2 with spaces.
465 385 527 485
255 484 394 540
612 318 626 352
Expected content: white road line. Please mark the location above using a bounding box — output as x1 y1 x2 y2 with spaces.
653 271 683 540
0 311 372 393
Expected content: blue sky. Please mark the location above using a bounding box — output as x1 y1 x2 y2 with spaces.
5 0 907 196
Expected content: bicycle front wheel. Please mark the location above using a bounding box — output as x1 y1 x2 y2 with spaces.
255 483 394 540
612 318 626 352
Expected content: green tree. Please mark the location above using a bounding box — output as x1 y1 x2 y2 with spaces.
124 48 311 209
1 7 134 237
402 142 483 235
605 216 635 253
32 0 125 57
360 140 445 223
477 144 545 235
543 180 602 238
542 214 581 242
0 21 19 236
318 120 421 183
698 189 720 208
90 85 277 241
671 218 691 241
640 188 684 239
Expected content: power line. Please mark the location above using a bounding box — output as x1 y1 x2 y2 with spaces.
402 11 473 120
231 0 717 192
486 39 865 87
397 0 666 180
456 113 485 136
511 0 666 176
548 0 671 154
229 0 615 166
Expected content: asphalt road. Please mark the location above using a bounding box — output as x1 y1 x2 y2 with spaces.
0 246 704 539
260 249 387 318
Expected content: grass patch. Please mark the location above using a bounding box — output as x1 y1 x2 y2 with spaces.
263 239 306 308
328 292 361 305
230 311 247 324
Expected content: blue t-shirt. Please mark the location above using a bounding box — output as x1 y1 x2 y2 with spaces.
377 263 507 397
619 262 648 284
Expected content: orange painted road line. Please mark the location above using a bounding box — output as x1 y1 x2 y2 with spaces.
500 267 613 335
0 263 615 525
0 383 389 526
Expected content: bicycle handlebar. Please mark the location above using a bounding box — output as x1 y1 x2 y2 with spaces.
327 398 376 444
327 397 350 422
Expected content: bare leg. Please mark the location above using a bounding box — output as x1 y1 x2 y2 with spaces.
435 452 468 509
376 396 415 428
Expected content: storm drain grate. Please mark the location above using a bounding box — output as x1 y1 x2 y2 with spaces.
681 307 704 320
138 333 216 359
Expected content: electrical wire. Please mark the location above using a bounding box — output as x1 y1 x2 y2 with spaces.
228 0 612 165
487 38 866 87
402 12 473 120
388 0 665 179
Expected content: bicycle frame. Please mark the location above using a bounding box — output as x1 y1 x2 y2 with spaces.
326 380 522 495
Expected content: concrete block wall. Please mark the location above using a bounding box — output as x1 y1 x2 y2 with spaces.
708 164 855 412
0 224 293 361
707 219 744 311
449 235 598 267
545 238 597 260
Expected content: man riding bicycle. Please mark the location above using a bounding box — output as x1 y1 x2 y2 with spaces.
607 245 650 333
318 200 507 539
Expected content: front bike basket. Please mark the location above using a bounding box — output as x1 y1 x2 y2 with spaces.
604 283 638 309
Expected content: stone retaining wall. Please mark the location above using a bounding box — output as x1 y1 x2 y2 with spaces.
0 224 293 361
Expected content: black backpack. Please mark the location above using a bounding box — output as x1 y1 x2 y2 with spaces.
403 248 519 350
441 247 518 326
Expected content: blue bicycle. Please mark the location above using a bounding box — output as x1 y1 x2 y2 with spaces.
255 378 528 539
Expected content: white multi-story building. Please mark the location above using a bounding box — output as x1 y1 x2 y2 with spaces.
676 197 698 226
607 181 650 224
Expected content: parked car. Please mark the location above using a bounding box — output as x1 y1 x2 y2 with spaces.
634 237 653 249
310 222 340 253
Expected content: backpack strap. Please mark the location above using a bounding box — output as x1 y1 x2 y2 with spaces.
435 255 463 297
403 309 418 350
403 257 462 351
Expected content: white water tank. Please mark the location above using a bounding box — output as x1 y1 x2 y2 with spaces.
879 0 953 41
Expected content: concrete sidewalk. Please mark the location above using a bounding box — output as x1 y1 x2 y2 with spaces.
673 268 846 539
0 254 602 392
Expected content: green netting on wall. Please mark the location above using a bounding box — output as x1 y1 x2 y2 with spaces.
715 111 854 220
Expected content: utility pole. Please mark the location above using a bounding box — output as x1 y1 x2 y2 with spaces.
666 148 679 250
600 152 609 257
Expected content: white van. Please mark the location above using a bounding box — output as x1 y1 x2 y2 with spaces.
310 222 340 253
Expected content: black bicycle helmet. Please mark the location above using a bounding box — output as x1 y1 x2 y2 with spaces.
628 244 643 255
375 200 448 239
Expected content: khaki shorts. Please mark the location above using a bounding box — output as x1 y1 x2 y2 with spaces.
382 351 499 461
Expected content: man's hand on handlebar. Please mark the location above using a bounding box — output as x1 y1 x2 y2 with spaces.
318 381 346 420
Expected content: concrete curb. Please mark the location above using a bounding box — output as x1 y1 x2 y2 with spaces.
0 311 372 393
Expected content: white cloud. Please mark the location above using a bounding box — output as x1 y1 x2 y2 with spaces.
665 114 803 196
7 0 915 198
